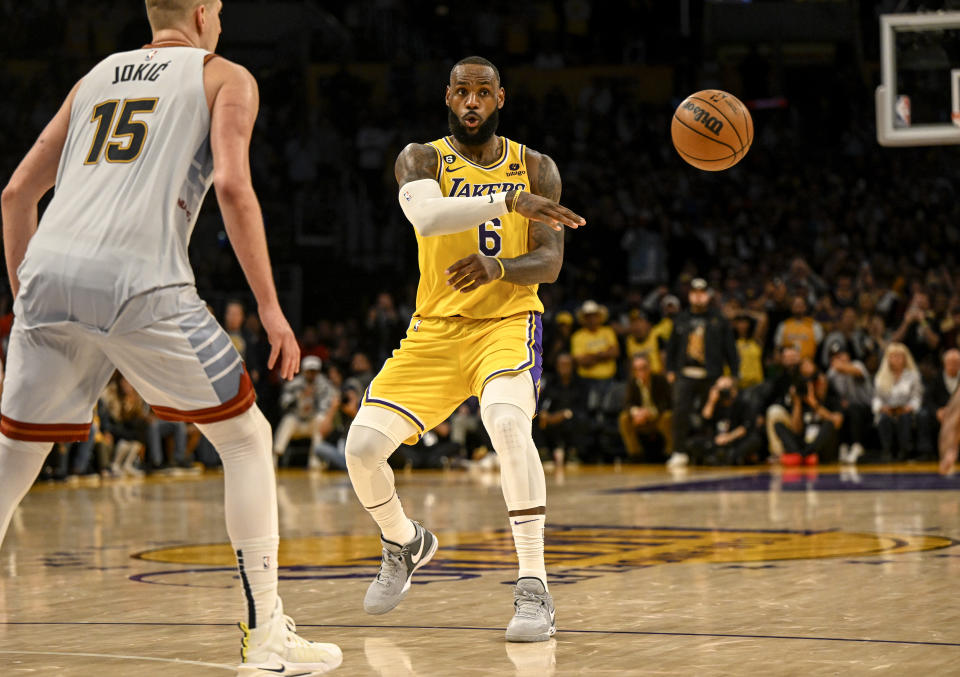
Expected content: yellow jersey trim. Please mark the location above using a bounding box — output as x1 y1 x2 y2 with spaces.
442 136 510 170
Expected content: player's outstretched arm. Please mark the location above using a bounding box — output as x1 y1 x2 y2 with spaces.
207 59 299 380
938 385 960 474
446 150 571 292
1 80 80 297
395 143 583 238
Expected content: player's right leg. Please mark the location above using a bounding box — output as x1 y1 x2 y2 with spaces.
345 405 438 614
0 321 116 548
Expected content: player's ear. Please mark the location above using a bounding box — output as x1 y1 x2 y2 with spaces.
497 86 505 109
195 4 206 33
445 85 452 106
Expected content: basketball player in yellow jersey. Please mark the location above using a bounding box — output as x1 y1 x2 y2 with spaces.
344 56 584 642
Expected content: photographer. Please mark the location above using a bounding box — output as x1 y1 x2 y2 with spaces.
665 279 739 467
695 375 764 465
772 358 843 466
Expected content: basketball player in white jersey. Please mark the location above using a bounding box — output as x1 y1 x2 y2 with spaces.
0 1 340 673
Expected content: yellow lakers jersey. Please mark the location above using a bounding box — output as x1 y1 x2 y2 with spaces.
412 136 544 319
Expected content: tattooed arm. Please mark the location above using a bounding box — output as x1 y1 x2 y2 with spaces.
446 149 579 292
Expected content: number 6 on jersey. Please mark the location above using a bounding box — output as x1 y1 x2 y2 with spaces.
478 217 503 256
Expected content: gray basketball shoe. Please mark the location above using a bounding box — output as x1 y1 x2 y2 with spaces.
505 578 556 642
363 521 438 615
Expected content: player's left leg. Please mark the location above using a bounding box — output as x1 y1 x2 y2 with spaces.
102 291 341 672
196 406 341 674
480 372 555 643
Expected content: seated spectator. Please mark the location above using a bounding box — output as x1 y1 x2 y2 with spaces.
732 309 767 389
538 354 589 466
571 300 619 384
820 307 870 369
917 348 960 460
624 310 664 374
872 342 923 460
101 374 149 477
892 291 940 376
772 358 843 466
400 420 460 469
693 375 764 465
773 295 823 362
273 355 340 468
347 352 375 393
146 416 191 473
618 355 672 462
826 344 873 465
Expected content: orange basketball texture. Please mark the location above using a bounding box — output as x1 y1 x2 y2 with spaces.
671 90 753 171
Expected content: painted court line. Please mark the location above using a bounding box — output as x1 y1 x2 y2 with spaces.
0 649 234 671
2 621 958 648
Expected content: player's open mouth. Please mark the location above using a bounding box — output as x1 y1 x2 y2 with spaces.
463 115 481 128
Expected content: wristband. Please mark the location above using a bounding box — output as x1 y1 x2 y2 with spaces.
494 257 506 280
508 189 521 212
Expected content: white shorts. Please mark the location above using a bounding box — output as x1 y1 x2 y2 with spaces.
0 286 254 442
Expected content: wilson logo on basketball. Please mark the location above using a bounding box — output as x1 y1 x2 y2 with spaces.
682 102 724 135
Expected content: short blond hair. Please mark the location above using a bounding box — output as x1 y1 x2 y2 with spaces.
145 0 214 31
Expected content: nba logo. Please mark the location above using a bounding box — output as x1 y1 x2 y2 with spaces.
402 190 413 202
894 95 911 128
262 555 271 570
145 49 159 62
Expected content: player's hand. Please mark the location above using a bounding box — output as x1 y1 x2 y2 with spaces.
446 254 502 293
259 304 300 380
510 190 585 231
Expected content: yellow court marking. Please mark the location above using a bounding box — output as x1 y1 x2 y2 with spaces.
134 527 955 569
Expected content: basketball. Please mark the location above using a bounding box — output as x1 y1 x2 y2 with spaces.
671 89 753 171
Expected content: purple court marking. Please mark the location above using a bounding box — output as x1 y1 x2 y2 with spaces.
604 472 960 493
1 621 958 648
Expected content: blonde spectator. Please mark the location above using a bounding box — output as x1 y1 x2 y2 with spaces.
872 342 923 460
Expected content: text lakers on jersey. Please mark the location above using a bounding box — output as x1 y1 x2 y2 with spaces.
413 136 544 320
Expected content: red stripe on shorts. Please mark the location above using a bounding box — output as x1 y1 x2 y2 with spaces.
150 369 256 424
0 417 91 442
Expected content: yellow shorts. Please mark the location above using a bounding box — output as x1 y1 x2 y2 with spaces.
362 311 543 445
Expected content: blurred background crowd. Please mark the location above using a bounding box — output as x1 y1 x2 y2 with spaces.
3 0 960 478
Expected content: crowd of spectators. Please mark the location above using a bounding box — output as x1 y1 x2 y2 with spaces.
4 2 960 476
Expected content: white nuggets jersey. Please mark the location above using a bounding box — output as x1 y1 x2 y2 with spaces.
16 46 214 330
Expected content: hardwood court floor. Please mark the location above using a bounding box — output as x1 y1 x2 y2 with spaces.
3 463 960 676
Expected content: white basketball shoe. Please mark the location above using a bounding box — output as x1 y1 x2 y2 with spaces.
237 597 342 675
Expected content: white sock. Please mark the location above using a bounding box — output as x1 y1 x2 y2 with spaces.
197 406 278 629
480 400 548 590
235 535 279 629
0 436 51 546
369 493 416 546
345 424 416 545
511 514 547 589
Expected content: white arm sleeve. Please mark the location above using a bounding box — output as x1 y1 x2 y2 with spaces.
399 178 510 237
